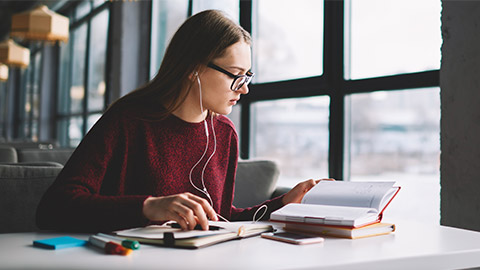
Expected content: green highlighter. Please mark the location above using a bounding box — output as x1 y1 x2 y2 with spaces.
97 233 140 250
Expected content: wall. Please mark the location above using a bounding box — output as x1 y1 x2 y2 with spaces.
441 1 480 231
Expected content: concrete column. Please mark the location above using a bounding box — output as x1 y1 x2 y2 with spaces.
440 1 480 231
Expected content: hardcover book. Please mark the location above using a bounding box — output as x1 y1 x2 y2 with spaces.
270 181 400 228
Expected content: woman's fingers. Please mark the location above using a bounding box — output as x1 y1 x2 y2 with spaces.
187 193 219 221
143 192 217 231
178 194 212 230
282 177 335 205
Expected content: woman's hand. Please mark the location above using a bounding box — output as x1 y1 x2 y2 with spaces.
142 192 218 231
282 178 335 205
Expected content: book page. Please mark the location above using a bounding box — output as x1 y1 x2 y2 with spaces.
301 181 396 210
270 203 379 226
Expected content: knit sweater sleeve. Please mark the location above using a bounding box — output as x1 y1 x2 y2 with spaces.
36 106 150 232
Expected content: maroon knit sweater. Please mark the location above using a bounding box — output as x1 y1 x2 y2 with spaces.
36 104 284 232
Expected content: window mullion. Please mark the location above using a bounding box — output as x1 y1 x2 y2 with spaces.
324 0 345 180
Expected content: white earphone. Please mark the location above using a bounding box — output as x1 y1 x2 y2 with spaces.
189 72 220 215
189 71 266 223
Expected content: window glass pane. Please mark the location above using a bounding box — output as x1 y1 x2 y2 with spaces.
345 87 440 224
93 0 105 9
69 116 83 147
70 24 88 114
150 0 188 79
24 65 33 134
88 9 109 111
253 0 323 83
57 118 69 147
251 97 330 187
87 113 102 132
75 0 91 21
58 41 71 115
345 0 441 79
31 53 42 141
192 0 239 22
18 68 29 138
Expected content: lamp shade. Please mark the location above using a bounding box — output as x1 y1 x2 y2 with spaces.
10 5 69 43
0 64 8 81
0 39 30 68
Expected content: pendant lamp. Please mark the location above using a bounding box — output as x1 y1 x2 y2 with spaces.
0 64 8 82
10 5 69 43
0 39 30 68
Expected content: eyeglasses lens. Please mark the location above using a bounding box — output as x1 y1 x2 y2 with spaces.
232 77 247 91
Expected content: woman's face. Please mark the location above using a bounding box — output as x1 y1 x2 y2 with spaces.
199 41 251 115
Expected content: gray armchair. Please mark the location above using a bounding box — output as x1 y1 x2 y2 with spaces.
0 146 17 163
233 159 290 208
0 163 63 233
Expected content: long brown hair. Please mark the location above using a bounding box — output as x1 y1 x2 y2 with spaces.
112 9 251 119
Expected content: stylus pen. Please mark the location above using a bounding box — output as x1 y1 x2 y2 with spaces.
88 235 132 256
97 233 140 250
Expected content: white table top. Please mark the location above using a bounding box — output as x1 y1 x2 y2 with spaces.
1 222 480 270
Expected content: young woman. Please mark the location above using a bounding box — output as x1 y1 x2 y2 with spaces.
36 10 322 232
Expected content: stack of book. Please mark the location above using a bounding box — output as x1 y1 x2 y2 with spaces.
270 181 400 239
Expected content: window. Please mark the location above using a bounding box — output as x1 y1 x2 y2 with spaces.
17 47 42 141
342 0 442 224
253 0 323 82
57 1 110 147
345 88 440 223
251 97 330 187
150 0 188 79
246 0 441 224
345 0 441 79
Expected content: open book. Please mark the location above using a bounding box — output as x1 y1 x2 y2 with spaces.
270 181 400 228
113 221 274 249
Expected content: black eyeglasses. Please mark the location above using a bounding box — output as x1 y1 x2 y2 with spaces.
207 62 254 91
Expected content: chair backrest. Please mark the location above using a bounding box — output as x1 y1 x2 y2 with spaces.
0 163 63 233
0 146 17 163
233 160 280 208
17 148 75 165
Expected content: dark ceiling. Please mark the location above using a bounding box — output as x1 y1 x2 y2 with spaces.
0 0 64 42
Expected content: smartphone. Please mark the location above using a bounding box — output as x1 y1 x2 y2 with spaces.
261 231 324 245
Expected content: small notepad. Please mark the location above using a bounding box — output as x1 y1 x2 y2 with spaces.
33 236 87 250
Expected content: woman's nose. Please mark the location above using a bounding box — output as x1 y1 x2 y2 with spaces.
238 84 249 94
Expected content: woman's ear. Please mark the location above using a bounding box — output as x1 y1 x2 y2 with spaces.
188 70 199 81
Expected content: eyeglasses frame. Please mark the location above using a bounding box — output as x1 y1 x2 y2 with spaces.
207 62 254 91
